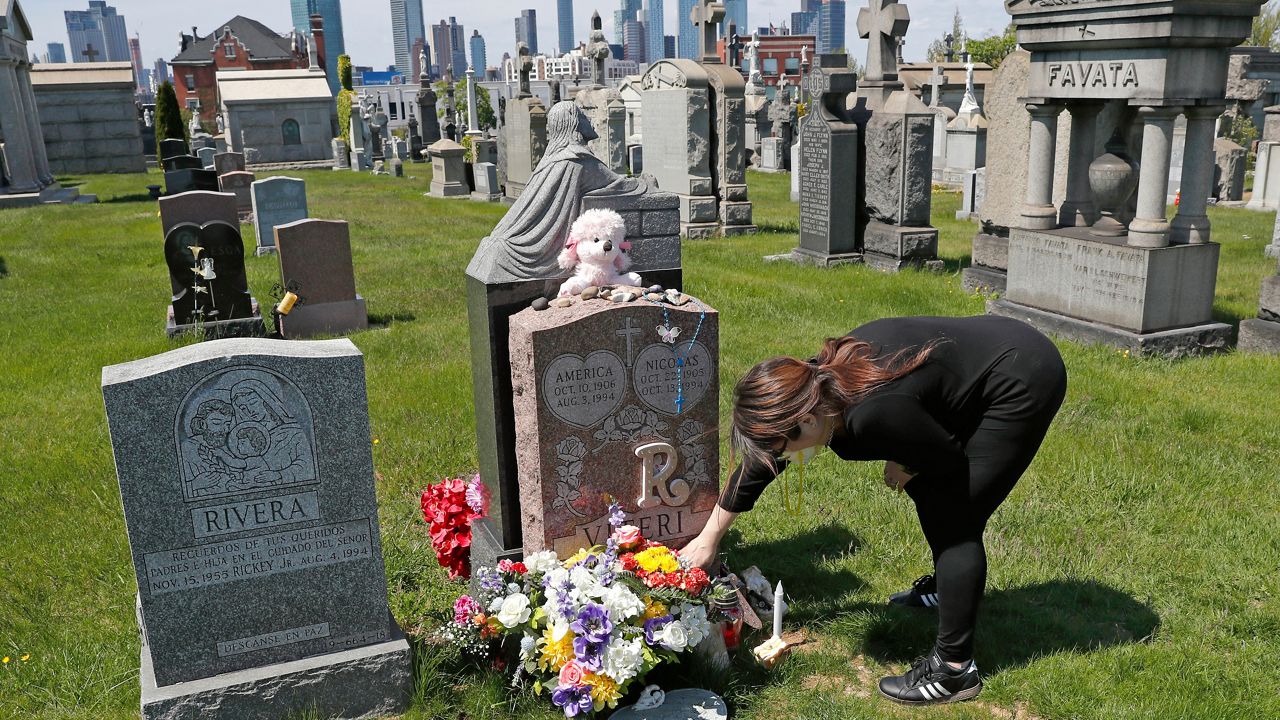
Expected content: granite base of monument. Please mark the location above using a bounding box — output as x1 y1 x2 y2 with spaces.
0 182 91 209
1006 229 1221 333
764 248 864 268
278 296 369 339
863 221 944 273
1239 318 1280 353
961 265 1007 294
164 301 265 339
141 618 412 720
961 232 1008 293
988 299 1233 358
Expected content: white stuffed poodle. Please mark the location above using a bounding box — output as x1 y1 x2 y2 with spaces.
556 208 643 297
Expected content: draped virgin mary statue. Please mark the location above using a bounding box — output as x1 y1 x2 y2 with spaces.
466 101 658 284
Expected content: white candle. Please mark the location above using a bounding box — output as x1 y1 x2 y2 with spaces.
773 581 784 639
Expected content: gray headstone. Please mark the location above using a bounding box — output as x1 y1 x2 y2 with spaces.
160 139 189 160
213 152 246 176
165 168 219 196
797 58 860 261
331 138 350 170
102 339 410 715
198 147 217 170
1214 137 1246 201
250 177 308 253
218 171 256 213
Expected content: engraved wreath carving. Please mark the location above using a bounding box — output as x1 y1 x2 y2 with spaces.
591 403 670 453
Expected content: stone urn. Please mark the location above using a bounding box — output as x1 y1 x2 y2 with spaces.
1088 130 1139 238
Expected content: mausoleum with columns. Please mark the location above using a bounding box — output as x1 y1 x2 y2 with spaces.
989 0 1265 357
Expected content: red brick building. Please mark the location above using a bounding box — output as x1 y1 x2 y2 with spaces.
170 15 325 126
717 34 817 91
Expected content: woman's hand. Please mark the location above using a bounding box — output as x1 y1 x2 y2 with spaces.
884 461 916 491
678 534 721 572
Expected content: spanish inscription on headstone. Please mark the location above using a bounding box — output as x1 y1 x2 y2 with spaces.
102 339 410 717
509 298 720 555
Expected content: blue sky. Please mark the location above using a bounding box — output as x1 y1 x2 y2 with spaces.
25 0 1011 71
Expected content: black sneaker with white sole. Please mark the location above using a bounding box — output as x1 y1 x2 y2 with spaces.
888 574 939 610
878 650 982 706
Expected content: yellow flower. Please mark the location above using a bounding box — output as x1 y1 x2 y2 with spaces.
634 547 679 573
537 627 575 672
585 672 623 709
643 596 668 620
1 657 7 664
20 655 29 662
562 548 591 568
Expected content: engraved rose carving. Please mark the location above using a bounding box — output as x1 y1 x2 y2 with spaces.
678 420 710 488
553 435 588 517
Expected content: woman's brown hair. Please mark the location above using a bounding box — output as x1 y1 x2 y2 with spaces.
729 336 934 474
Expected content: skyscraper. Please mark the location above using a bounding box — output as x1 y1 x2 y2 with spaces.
64 2 129 63
623 15 645 64
128 34 143 90
557 0 575 55
676 0 697 59
152 58 169 85
46 43 67 63
515 9 539 55
664 34 676 60
723 0 748 39
643 0 664 63
614 0 642 46
431 17 466 78
290 0 346 94
819 0 846 54
791 11 818 36
390 0 426 77
470 30 487 73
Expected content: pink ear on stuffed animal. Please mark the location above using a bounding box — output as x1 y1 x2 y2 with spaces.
558 239 579 270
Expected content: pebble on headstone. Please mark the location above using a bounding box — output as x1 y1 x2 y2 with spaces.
509 297 720 555
273 219 368 339
101 338 411 718
250 177 308 256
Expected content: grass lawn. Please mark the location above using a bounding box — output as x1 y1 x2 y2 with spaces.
1 167 1278 719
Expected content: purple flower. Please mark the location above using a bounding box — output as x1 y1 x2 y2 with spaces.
570 602 613 643
476 567 504 594
608 501 625 528
551 684 594 717
643 615 672 645
572 635 605 671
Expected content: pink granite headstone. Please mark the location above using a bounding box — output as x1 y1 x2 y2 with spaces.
510 296 720 556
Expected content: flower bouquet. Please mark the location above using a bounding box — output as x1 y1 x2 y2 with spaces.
420 474 486 579
440 502 739 717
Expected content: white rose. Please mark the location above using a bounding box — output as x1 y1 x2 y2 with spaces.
658 620 689 651
524 551 560 575
679 604 711 647
570 566 605 598
496 593 532 628
603 636 644 683
602 585 645 623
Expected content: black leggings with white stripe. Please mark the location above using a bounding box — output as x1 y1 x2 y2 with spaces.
903 353 1067 663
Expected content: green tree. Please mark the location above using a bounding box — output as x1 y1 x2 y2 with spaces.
1249 0 1280 49
338 54 353 92
968 24 1018 69
153 81 187 153
435 80 496 131
926 9 964 63
1226 114 1259 148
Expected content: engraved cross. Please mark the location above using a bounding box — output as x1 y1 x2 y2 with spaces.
856 0 911 84
616 317 642 367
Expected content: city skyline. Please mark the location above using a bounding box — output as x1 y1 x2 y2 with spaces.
25 1 1010 73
